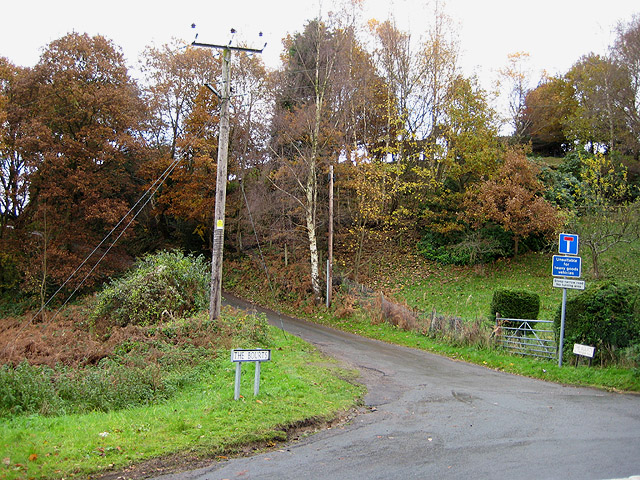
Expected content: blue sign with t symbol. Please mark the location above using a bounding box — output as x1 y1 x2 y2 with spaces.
559 233 579 255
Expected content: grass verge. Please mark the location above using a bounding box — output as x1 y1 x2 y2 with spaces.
312 305 640 392
0 326 363 480
224 248 640 393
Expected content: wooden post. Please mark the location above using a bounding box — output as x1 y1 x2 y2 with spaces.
191 40 264 322
209 47 231 321
327 165 334 308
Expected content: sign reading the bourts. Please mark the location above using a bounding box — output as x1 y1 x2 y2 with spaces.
231 349 271 362
231 349 271 400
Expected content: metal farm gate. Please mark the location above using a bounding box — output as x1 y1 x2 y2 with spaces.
494 317 557 360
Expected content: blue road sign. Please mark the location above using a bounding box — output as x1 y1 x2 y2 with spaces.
552 255 582 278
559 233 579 255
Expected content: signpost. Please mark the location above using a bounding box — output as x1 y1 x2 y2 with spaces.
231 349 271 400
573 343 595 358
573 343 595 367
552 233 584 367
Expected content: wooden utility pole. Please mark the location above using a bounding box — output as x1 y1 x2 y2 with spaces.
191 40 264 320
209 46 231 320
326 165 334 308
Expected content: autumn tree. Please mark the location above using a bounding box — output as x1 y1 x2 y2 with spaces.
612 14 640 157
498 51 533 142
140 40 220 159
0 58 29 240
270 15 370 301
571 152 638 278
441 74 501 191
369 3 460 173
338 155 393 280
368 17 421 161
576 201 640 279
522 74 575 155
367 5 468 243
464 149 562 256
417 75 501 243
140 40 271 253
564 54 631 153
16 33 145 291
223 49 273 253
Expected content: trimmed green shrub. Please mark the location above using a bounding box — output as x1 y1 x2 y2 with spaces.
91 250 209 326
490 288 540 320
554 281 640 364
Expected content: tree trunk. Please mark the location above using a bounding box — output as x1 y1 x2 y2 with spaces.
303 21 327 304
589 243 601 279
305 158 321 302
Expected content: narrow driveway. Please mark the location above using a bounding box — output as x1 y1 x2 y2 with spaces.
158 293 640 480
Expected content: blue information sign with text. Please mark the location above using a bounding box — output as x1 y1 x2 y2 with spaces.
552 255 582 278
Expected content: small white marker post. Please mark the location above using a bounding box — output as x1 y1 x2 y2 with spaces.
573 343 595 367
231 349 271 400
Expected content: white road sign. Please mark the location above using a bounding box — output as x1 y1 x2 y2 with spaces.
231 349 271 362
573 344 595 358
553 278 586 290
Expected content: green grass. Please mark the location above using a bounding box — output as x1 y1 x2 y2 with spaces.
393 236 640 323
397 252 559 320
313 306 640 392
222 238 640 394
0 328 363 480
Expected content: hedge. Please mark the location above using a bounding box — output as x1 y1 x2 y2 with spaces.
554 281 640 364
490 288 540 321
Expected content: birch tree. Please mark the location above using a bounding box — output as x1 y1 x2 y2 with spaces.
270 19 341 302
270 11 384 301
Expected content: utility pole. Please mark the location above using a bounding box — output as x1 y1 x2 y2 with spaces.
326 165 334 308
191 39 264 321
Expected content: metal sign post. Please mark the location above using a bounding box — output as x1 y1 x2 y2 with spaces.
231 349 271 400
558 288 568 367
552 234 583 367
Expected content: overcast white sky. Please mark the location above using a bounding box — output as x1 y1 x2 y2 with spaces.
1 0 638 91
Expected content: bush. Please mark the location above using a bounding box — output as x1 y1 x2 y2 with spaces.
621 344 640 371
91 250 210 326
0 362 59 415
0 253 21 292
418 227 512 266
490 289 540 321
0 359 172 417
554 282 640 364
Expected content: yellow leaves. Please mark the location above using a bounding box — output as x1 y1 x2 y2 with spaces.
580 152 629 205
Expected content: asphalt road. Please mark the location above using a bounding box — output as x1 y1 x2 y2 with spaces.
157 293 640 480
